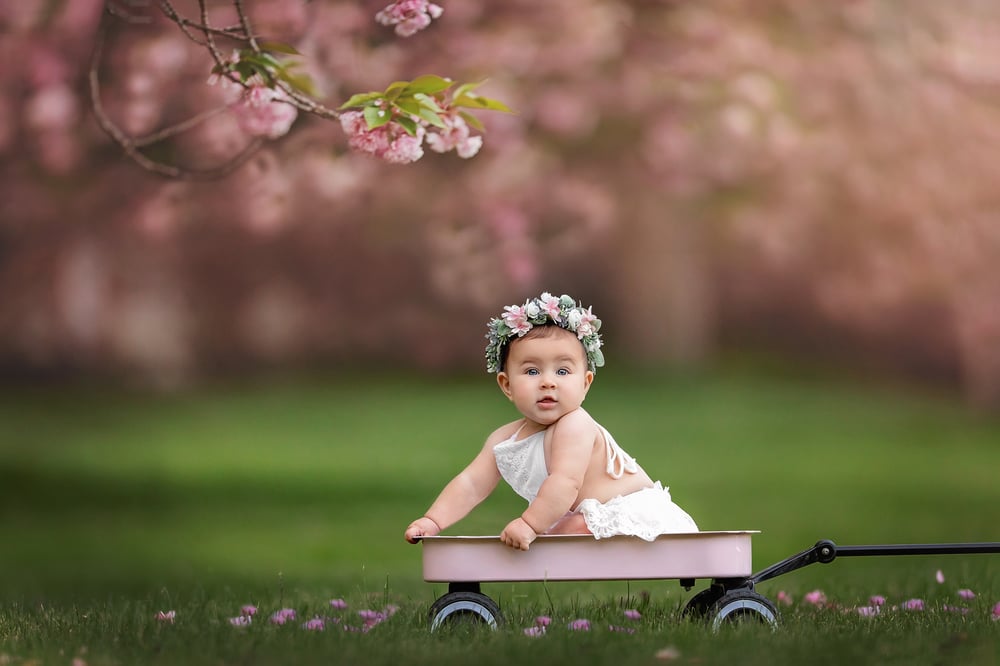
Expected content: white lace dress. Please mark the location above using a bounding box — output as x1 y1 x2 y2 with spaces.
493 424 698 541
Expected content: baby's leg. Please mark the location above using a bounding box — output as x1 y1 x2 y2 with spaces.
545 511 592 535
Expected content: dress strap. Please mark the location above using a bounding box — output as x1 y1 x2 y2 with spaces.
601 426 638 479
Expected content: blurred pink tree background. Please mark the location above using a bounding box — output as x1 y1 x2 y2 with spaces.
2 0 1000 409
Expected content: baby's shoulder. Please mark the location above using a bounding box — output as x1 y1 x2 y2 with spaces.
549 408 600 440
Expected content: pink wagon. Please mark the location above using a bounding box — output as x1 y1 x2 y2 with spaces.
419 533 1000 630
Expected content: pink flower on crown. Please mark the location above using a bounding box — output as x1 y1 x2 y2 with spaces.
538 293 562 322
573 307 599 339
375 0 444 37
502 304 533 336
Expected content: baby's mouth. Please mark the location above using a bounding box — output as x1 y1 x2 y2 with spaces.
538 396 558 405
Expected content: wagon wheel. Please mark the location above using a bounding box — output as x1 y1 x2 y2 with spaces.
707 589 779 630
428 591 503 631
682 585 726 620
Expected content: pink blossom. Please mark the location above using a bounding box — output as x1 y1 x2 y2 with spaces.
339 111 425 164
154 610 176 623
229 615 251 627
803 590 827 606
502 304 532 335
902 598 925 611
869 595 886 607
568 618 591 631
375 0 443 37
426 113 482 159
523 625 546 637
240 605 257 617
534 615 551 627
270 608 297 625
936 569 945 584
231 83 298 139
624 609 641 621
358 609 384 622
958 589 976 600
330 598 348 610
992 602 1000 619
302 617 325 631
776 591 793 606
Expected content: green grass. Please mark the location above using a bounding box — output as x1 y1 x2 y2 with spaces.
1 368 998 664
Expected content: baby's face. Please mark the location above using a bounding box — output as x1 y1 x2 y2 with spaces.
497 327 594 426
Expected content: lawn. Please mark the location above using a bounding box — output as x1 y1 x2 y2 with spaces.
1 367 998 664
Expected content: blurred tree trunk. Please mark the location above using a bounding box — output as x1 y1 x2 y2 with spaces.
615 196 716 368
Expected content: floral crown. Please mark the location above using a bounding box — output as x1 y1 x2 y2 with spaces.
485 292 604 373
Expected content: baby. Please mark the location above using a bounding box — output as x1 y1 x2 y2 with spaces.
404 292 698 550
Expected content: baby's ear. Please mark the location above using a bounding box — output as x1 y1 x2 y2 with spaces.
496 372 514 400
583 370 594 392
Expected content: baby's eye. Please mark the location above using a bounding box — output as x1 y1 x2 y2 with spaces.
526 368 540 375
557 368 570 376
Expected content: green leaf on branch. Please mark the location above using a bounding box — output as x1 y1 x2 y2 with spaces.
417 107 446 128
276 69 318 97
339 92 385 109
459 111 485 132
363 105 393 129
454 94 514 113
259 41 302 55
412 93 444 113
401 75 453 96
396 116 419 137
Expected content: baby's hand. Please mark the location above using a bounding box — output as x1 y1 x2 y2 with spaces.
500 517 537 551
404 517 441 543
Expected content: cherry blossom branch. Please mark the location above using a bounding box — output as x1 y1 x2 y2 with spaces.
92 0 511 178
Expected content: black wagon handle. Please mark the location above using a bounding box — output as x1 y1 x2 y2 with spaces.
749 540 1000 586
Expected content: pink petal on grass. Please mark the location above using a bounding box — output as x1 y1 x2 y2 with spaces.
624 609 641 621
992 602 1000 619
609 624 636 633
902 598 925 611
330 598 348 610
958 589 976 600
776 591 793 606
857 606 880 617
803 590 826 606
302 617 325 631
154 610 176 623
534 615 551 626
942 605 969 615
936 569 945 584
240 605 257 617
568 618 591 631
229 615 251 627
523 625 546 637
269 608 297 625
869 595 886 607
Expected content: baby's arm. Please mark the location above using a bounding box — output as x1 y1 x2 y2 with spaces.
500 412 593 550
404 436 503 543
